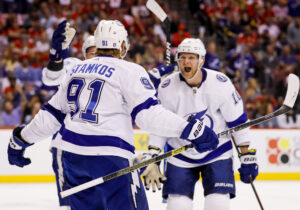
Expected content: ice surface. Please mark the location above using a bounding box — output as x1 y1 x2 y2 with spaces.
0 181 299 210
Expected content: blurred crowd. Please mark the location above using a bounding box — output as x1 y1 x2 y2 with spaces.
0 0 300 128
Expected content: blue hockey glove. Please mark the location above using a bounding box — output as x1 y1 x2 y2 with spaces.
49 20 76 62
238 149 258 184
180 119 219 153
148 64 176 88
7 126 33 167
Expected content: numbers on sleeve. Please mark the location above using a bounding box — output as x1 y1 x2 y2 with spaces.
67 78 105 123
232 90 241 105
140 77 154 90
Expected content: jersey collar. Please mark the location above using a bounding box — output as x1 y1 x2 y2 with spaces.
179 68 207 89
96 55 114 58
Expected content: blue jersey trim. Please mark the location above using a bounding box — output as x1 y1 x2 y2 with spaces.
59 125 135 153
166 140 232 164
131 97 159 121
226 112 247 128
42 103 66 124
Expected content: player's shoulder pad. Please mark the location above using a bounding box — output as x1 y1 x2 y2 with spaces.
204 68 229 84
64 57 81 66
204 68 233 93
120 59 148 76
64 57 81 64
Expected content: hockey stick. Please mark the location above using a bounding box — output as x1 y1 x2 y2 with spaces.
61 74 299 198
146 0 171 65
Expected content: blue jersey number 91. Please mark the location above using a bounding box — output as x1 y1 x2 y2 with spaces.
67 78 104 123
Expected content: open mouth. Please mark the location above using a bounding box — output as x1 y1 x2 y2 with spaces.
184 67 192 73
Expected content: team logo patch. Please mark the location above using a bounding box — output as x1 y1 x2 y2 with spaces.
216 74 228 82
161 79 171 88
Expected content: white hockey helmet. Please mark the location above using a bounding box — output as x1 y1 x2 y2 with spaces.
175 38 206 70
82 35 96 59
94 20 130 59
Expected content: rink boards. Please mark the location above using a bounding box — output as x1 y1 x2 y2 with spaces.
0 128 300 182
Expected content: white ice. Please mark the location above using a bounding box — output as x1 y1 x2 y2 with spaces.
0 181 299 210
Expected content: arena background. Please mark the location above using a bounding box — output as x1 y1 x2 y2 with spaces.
0 0 300 182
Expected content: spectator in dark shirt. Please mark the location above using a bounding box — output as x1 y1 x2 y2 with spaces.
225 44 255 79
203 41 220 71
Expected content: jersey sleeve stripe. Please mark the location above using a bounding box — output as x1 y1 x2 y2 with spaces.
41 103 66 124
226 112 247 128
131 97 159 122
166 140 232 164
58 125 135 153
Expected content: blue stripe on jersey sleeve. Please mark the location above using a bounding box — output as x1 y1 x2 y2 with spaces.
226 112 247 128
42 103 66 124
59 125 135 153
131 97 159 122
166 140 232 164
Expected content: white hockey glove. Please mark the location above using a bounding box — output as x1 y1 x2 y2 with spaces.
140 146 166 192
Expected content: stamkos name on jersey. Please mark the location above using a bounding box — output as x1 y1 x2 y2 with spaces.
71 63 115 78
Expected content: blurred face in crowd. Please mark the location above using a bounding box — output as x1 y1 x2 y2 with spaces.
4 101 13 113
208 42 216 54
178 53 201 80
85 46 96 59
296 16 300 26
282 45 291 56
5 91 14 101
8 76 16 88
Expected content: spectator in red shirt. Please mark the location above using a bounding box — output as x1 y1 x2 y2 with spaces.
171 23 191 47
237 25 258 47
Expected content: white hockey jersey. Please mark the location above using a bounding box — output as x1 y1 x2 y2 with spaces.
42 57 81 86
149 69 252 168
22 56 188 159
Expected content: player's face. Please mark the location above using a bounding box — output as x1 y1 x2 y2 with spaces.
86 46 97 59
178 53 199 80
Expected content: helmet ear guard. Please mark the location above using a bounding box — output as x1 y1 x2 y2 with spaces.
94 20 130 59
82 36 96 59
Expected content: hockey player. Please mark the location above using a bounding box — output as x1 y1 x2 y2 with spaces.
7 20 219 210
142 38 259 210
43 21 173 208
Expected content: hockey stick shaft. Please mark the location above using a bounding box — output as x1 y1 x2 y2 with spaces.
60 106 291 199
61 74 299 198
146 0 171 65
